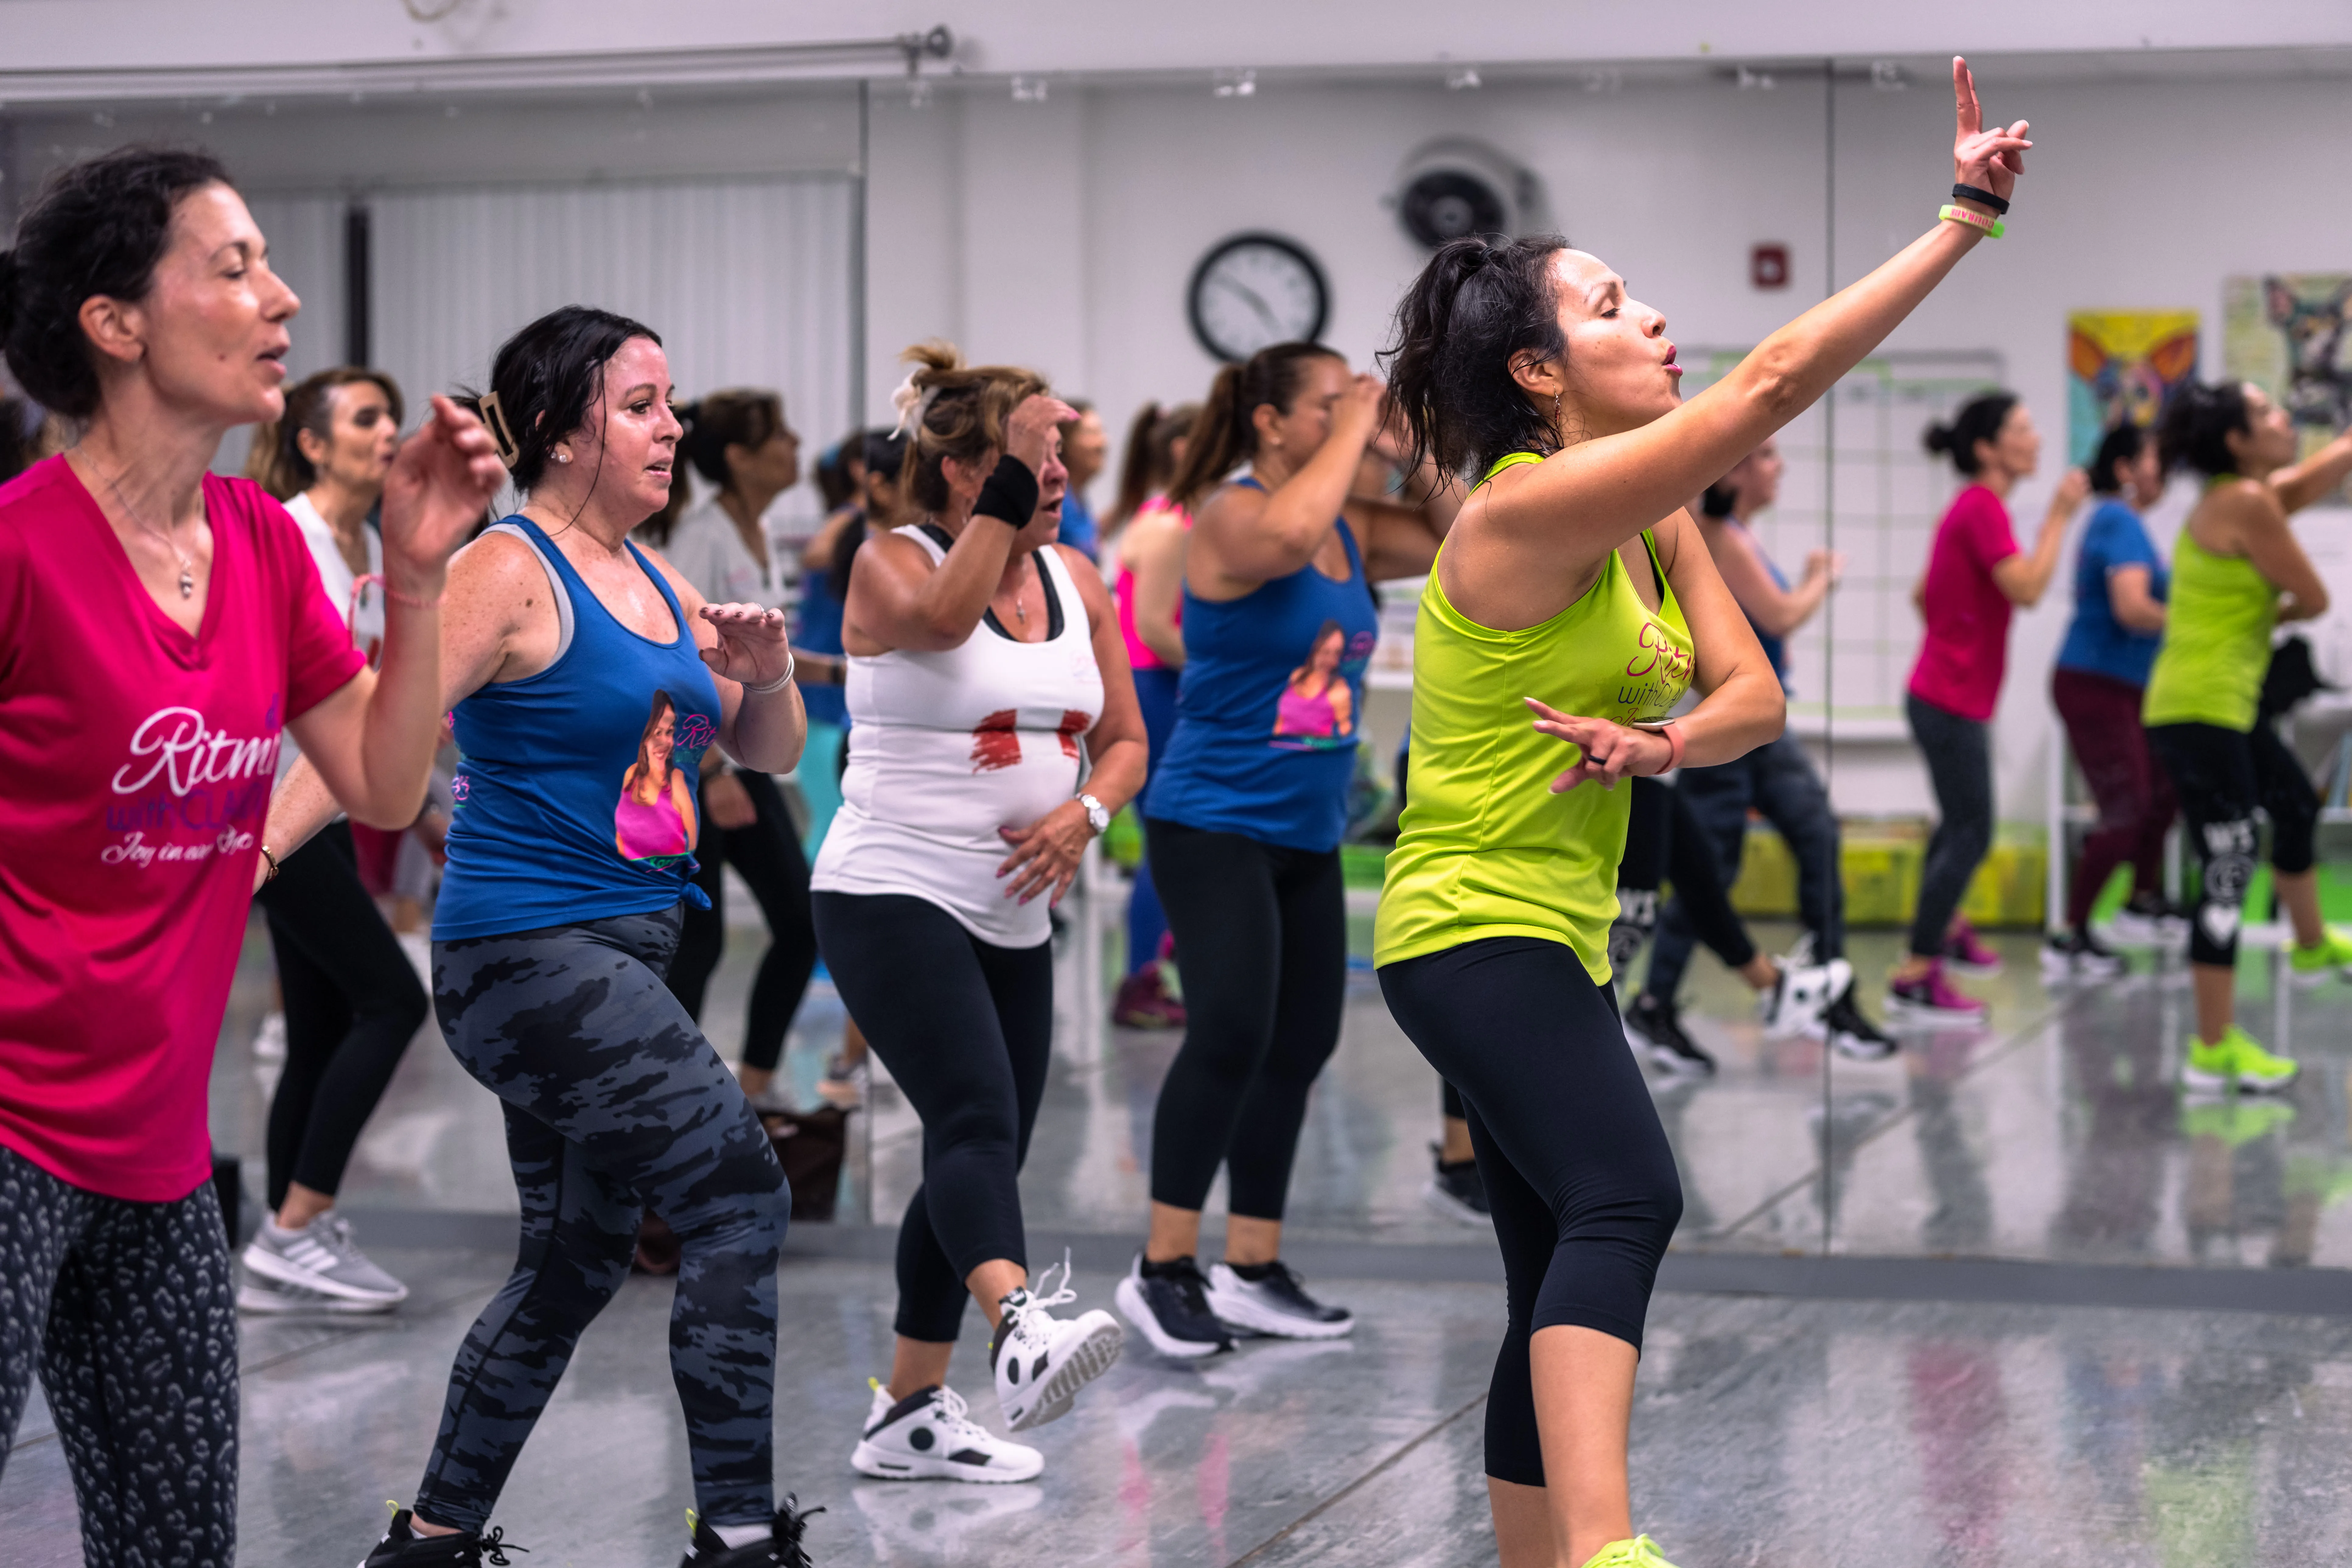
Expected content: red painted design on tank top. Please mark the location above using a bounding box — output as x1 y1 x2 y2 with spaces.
1056 710 1093 760
970 709 1022 772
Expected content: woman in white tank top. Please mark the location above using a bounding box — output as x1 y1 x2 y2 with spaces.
810 344 1147 1481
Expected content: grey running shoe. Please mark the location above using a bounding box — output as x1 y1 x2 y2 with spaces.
237 1272 393 1317
244 1212 408 1307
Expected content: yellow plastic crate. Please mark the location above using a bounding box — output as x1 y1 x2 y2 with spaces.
1720 820 2045 929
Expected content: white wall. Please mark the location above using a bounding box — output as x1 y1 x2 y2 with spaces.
865 66 2352 822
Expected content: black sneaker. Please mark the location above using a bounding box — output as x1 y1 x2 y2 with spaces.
2041 926 2129 981
678 1496 823 1567
1205 1259 1354 1339
1623 993 1717 1077
1113 1252 1233 1359
1422 1146 1490 1225
362 1507 528 1566
1821 982 1898 1061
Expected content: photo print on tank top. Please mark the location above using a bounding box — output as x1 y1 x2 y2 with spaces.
614 688 716 868
1271 620 1376 750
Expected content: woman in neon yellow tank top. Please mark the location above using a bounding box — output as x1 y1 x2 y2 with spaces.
2142 379 2352 1096
1375 60 2035 1568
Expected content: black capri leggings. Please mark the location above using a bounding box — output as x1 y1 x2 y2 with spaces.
1906 691 1993 959
254 819 429 1212
1616 775 1755 988
666 769 820 1074
1143 818 1347 1222
2146 720 2320 969
1380 937 1683 1488
812 891 1053 1343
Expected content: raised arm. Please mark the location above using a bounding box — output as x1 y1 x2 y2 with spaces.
845 394 1071 651
1126 508 1190 668
1699 516 1835 637
2269 427 2352 515
1192 376 1382 591
1352 419 1462 581
636 547 807 775
1485 59 2028 563
1989 468 2088 607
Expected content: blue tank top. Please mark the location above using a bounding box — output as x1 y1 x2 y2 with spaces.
1147 483 1378 853
1753 554 1790 688
796 561 849 726
435 516 724 940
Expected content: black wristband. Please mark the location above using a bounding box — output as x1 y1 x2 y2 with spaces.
973 454 1040 528
1951 183 2009 216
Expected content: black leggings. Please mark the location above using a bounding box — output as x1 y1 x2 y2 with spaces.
812 892 1053 1343
1617 776 1755 991
2147 720 2320 968
666 769 820 1073
254 820 429 1211
1380 938 1682 1488
1906 691 1993 958
1143 818 1347 1222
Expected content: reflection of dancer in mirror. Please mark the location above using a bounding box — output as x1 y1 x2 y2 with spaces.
1630 438 1897 1062
1890 391 2087 1024
2047 423 2181 975
1376 59 2032 1568
615 691 699 863
2145 380 2352 1097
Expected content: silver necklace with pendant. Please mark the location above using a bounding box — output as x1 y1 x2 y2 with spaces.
98 464 199 598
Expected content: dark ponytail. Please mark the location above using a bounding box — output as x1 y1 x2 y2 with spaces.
2159 380 2252 480
2087 422 2149 495
1380 233 1569 481
1110 400 1200 527
1168 343 1344 510
1922 391 2019 478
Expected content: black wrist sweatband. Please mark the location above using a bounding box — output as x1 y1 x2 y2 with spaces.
1951 183 2009 216
973 454 1040 528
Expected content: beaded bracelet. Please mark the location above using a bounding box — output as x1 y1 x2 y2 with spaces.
1939 204 2004 239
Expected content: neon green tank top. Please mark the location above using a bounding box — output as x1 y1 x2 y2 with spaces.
1375 453 1695 982
2141 527 2276 733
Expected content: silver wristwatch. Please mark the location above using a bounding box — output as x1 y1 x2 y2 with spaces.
1078 793 1111 835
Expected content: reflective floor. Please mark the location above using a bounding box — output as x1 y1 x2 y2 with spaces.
9 867 2315 1563
201 869 2352 1272
10 1251 2352 1567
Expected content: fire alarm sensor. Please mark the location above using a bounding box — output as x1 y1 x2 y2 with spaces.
1751 244 1790 289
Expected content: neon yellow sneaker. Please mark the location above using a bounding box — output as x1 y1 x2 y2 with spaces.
2288 924 2352 986
1581 1537 1682 1568
2183 1025 2299 1094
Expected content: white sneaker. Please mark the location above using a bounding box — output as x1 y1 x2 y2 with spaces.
1203 1260 1355 1340
990 1257 1122 1432
1761 957 1851 1039
241 1212 408 1307
235 1273 392 1316
851 1379 1042 1483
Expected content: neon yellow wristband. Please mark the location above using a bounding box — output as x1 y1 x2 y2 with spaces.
1939 203 2004 239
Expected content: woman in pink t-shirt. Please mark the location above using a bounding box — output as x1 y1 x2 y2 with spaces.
1892 390 2084 1024
0 148 501 1565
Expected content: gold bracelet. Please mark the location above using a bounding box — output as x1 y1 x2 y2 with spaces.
259 844 282 882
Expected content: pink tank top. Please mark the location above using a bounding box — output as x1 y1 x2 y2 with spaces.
1115 496 1191 672
615 787 688 861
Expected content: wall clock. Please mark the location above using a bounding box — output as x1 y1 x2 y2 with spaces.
1187 232 1329 362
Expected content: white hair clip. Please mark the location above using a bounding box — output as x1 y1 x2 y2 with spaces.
891 371 940 438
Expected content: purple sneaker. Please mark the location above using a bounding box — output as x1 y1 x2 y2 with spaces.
1886 959 1989 1028
1942 918 2004 976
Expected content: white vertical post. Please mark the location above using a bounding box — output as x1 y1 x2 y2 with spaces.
1069 839 1105 1068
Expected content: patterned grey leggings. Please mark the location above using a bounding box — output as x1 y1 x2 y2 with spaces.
0 1146 239 1568
418 907 791 1535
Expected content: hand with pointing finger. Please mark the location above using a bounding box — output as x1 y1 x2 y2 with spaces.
1951 56 2031 206
1525 697 1671 793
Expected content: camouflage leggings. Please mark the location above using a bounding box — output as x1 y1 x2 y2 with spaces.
0 1146 238 1568
418 908 790 1534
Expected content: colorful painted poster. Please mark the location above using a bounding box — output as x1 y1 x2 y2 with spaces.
2225 273 2352 503
2066 310 2199 467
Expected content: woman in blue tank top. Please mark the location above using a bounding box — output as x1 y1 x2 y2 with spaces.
1116 342 1457 1357
270 308 817 1568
